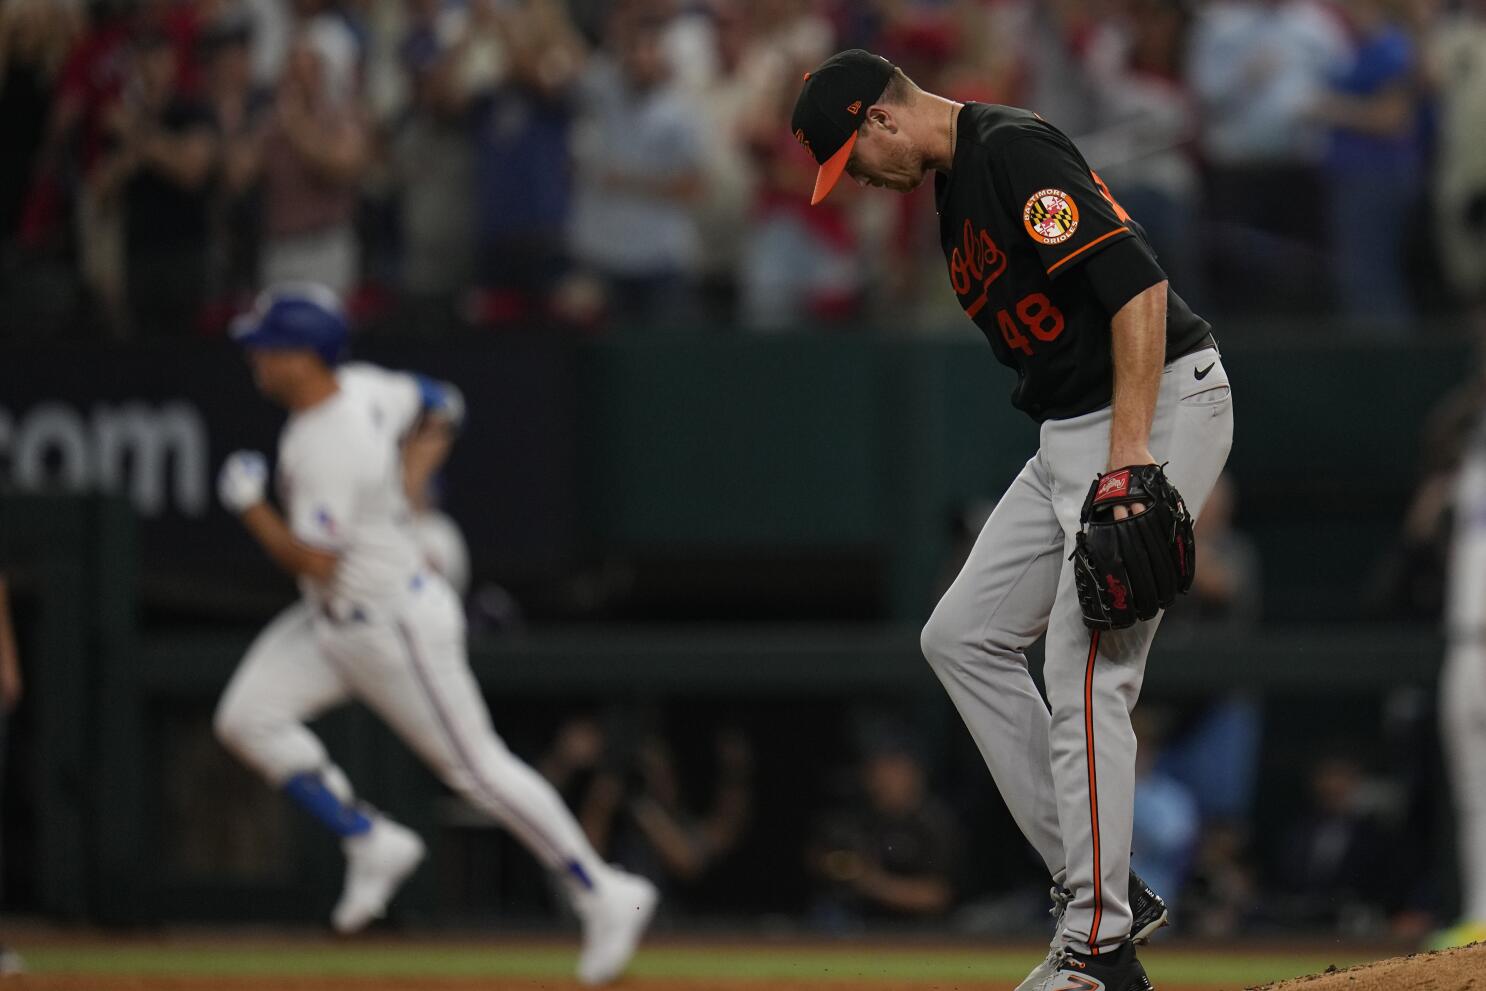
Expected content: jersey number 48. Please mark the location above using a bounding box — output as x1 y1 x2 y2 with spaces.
996 292 1066 356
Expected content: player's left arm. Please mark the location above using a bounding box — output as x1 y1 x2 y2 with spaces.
401 373 464 503
377 366 465 439
403 416 457 511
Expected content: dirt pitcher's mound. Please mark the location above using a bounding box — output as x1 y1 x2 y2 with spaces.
1252 940 1486 990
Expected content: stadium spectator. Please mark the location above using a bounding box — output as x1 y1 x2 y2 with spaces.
1079 0 1205 308
807 733 963 931
0 0 83 335
1131 710 1201 922
541 715 754 908
734 2 863 333
0 0 81 250
203 12 271 320
388 0 478 325
1146 474 1265 933
244 0 359 89
1368 343 1486 620
1312 0 1423 333
0 574 23 975
669 0 760 322
1163 473 1263 633
44 0 137 333
1189 0 1349 317
466 0 585 328
566 5 703 330
1273 752 1396 932
1428 0 1486 306
92 28 218 337
254 21 368 293
976 0 1100 136
1183 819 1258 937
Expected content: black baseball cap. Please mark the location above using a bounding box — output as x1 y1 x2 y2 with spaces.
790 49 895 206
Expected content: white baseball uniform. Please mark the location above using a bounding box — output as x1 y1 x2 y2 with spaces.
1443 416 1486 923
213 362 610 893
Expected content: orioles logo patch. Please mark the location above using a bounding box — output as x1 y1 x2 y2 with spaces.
1023 188 1080 245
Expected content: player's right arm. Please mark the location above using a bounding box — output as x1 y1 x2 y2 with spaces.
239 503 339 582
218 451 341 583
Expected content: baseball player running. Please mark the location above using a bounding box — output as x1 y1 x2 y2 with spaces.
1440 411 1486 949
212 284 656 986
792 53 1233 990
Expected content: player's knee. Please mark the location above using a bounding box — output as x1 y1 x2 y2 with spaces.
212 694 250 750
213 691 270 758
922 607 1024 674
920 611 962 672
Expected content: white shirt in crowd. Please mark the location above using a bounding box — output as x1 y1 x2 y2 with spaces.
1189 0 1350 165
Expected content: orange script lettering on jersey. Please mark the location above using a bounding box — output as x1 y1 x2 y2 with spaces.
948 220 1008 319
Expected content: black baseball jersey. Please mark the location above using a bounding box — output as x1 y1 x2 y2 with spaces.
934 103 1210 421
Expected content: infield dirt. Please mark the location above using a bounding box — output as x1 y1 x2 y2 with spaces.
0 981 1231 991
1252 939 1486 990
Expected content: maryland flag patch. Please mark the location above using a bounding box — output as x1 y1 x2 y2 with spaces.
1023 189 1080 245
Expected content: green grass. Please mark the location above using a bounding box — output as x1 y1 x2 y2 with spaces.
16 944 1372 986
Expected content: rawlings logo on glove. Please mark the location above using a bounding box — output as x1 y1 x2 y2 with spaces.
1070 463 1195 630
1096 471 1130 500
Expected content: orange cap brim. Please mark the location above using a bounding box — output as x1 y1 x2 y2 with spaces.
810 131 857 206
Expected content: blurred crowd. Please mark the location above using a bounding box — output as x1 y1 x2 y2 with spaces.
1 0 1484 340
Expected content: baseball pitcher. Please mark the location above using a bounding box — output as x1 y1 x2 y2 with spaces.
212 284 655 985
792 52 1234 991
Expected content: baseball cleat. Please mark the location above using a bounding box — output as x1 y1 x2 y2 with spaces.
1128 870 1170 944
1428 918 1486 950
331 817 426 934
1033 942 1154 991
575 868 659 986
1015 870 1168 991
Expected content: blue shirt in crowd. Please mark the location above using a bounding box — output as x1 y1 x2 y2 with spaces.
1327 25 1420 174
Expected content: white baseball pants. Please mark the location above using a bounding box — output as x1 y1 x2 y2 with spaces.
213 574 607 886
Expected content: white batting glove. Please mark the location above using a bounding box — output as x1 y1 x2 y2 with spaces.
218 451 268 514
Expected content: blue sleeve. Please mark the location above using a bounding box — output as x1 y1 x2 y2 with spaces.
414 374 446 411
413 374 466 427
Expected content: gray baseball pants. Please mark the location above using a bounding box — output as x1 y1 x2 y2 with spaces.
921 346 1233 956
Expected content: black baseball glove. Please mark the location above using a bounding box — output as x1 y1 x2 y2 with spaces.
1069 463 1195 630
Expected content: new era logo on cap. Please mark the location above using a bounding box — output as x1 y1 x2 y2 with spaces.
790 49 894 206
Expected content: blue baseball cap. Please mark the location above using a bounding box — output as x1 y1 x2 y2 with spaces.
231 283 348 366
